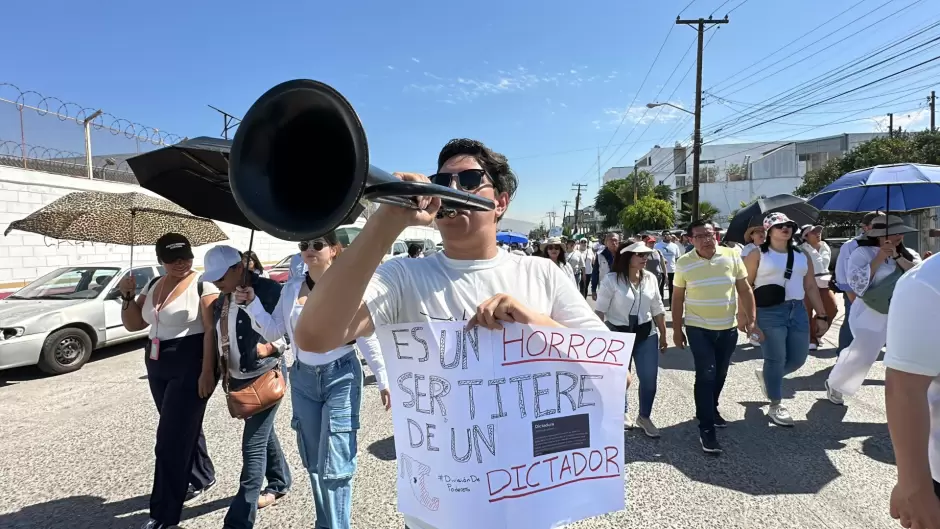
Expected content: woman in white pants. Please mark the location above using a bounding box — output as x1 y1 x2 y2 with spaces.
825 214 920 404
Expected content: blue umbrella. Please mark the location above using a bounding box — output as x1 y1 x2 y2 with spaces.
807 163 940 213
496 231 528 245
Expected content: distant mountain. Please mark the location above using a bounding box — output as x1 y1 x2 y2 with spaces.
497 217 537 234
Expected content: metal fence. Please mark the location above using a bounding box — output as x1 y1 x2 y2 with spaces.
0 82 182 185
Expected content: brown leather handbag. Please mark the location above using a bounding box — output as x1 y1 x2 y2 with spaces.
218 295 285 420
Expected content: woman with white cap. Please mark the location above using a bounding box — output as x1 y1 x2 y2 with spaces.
825 213 921 405
745 213 830 426
541 236 577 285
595 241 668 437
799 224 837 350
234 231 390 529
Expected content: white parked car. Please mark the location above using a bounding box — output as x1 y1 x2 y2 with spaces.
0 263 163 375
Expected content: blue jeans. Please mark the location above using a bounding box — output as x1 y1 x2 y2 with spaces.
290 352 363 529
628 333 660 418
223 394 292 529
686 326 737 431
757 300 810 402
837 293 853 355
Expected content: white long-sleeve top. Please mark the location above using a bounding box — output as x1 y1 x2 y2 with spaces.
846 245 921 297
241 277 389 390
595 270 665 326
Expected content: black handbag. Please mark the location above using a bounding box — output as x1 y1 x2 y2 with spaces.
753 247 794 308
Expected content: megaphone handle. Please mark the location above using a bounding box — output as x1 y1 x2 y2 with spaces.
364 181 494 211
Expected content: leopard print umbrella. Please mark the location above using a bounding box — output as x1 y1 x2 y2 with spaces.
3 191 228 246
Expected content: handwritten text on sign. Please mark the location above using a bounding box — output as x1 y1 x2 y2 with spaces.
377 322 632 529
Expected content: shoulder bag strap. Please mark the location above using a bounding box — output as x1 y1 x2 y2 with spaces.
198 281 204 297
218 295 232 392
145 277 160 292
783 246 795 281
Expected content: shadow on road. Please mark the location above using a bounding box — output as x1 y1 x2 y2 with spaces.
624 399 892 495
0 492 231 529
0 339 146 389
368 435 397 461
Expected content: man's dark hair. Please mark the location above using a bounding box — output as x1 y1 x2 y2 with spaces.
407 243 422 258
437 139 518 201
686 219 716 236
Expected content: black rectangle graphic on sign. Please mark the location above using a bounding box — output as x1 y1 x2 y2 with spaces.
531 413 591 457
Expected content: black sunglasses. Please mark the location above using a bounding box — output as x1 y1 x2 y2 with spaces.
428 169 492 192
298 240 327 252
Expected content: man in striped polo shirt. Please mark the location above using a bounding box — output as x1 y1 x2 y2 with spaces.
672 219 757 454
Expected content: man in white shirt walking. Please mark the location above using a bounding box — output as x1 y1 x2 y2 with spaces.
293 138 606 529
654 231 682 304
884 254 940 527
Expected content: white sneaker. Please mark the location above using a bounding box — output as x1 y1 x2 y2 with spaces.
749 338 761 347
623 412 634 429
768 404 794 426
808 343 817 351
755 368 768 400
825 380 845 405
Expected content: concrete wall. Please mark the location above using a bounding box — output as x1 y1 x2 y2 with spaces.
0 166 302 293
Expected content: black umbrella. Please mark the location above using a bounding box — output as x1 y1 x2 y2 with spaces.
724 194 819 244
127 136 363 233
126 136 259 229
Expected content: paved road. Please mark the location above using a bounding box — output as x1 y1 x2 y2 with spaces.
0 298 900 529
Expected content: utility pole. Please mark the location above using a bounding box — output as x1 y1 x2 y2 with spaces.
632 165 639 202
571 183 587 234
930 91 936 132
596 147 602 190
545 210 557 229
677 15 729 221
561 200 572 230
888 113 894 137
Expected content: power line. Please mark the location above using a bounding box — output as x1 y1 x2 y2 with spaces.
701 22 940 136
711 0 927 99
708 55 940 141
726 0 750 15
706 0 872 92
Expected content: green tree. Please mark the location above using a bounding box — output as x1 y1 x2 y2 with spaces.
676 200 720 226
594 180 628 229
653 184 674 202
615 170 656 205
620 196 675 233
528 222 548 241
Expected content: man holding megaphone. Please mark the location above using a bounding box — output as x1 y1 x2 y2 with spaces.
289 138 607 529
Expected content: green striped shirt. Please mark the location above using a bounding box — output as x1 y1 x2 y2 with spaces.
674 246 747 330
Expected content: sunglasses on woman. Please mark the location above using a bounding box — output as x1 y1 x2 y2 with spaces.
298 240 327 252
428 169 492 192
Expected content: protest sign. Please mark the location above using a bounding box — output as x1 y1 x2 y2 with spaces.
376 322 632 529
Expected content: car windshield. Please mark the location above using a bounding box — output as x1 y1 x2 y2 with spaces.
271 255 293 269
8 266 121 300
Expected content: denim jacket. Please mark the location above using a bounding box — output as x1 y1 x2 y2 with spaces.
213 274 283 377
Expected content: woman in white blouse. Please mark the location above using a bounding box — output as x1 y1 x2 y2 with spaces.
826 214 920 405
235 231 389 529
118 233 220 529
542 236 578 285
741 226 766 258
799 224 837 350
594 241 668 438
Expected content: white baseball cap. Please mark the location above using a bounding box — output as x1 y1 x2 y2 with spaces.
202 245 242 282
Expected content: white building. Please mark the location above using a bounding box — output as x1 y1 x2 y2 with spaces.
621 133 886 225
0 161 440 296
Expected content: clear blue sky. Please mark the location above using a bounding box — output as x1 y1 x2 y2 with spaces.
3 0 937 224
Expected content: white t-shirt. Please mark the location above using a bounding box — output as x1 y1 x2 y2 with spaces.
362 250 606 529
884 255 940 482
753 247 809 302
141 275 219 340
801 241 832 288
654 242 681 273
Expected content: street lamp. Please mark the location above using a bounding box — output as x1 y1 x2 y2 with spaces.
82 109 103 179
647 101 701 220
646 102 694 115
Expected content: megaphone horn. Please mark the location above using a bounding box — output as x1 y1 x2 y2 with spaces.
229 79 495 241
